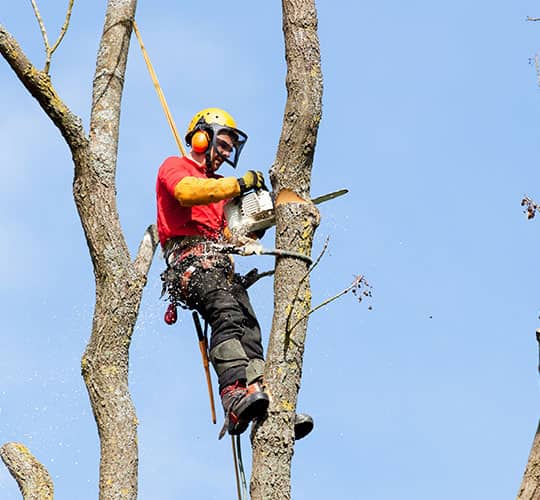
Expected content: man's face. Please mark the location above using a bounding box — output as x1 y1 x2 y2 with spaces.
209 132 234 172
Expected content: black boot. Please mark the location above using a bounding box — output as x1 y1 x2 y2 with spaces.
220 381 269 438
294 413 314 440
248 381 314 440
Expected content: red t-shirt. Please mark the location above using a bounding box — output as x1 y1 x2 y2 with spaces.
156 156 227 246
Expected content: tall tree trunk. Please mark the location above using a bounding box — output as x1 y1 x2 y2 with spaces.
1 1 160 498
250 0 323 498
74 2 145 499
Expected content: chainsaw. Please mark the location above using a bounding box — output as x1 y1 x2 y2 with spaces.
224 187 348 236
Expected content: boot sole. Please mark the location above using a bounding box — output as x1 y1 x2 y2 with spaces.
294 414 314 440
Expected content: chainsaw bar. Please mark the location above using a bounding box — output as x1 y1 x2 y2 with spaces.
245 188 348 233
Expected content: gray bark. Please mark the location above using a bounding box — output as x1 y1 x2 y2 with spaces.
0 1 159 498
518 421 540 500
517 331 540 499
250 0 323 498
0 443 54 500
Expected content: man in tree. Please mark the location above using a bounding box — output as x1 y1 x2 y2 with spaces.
157 108 313 440
157 108 273 437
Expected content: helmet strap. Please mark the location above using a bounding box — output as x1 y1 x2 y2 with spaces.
205 148 213 176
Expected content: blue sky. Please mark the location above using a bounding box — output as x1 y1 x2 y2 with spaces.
2 1 540 499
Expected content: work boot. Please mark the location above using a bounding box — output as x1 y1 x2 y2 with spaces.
248 380 314 440
219 380 269 438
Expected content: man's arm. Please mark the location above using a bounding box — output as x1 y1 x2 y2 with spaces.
174 170 266 206
174 176 241 206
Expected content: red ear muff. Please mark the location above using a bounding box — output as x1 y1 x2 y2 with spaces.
191 130 209 153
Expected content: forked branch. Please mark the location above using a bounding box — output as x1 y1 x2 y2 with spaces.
30 0 75 72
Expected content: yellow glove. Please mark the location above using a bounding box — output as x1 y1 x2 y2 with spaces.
238 170 265 194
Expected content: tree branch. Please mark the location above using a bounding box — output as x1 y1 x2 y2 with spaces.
287 275 371 333
49 0 75 57
527 17 540 22
0 442 54 499
29 0 50 58
30 0 75 73
133 224 159 276
0 24 87 153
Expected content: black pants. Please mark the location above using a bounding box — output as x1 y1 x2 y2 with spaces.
182 262 265 392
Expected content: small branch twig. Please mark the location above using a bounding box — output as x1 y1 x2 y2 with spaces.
287 275 372 334
30 0 50 53
29 0 75 73
49 0 74 56
0 442 54 499
284 236 330 333
521 196 540 220
527 17 540 22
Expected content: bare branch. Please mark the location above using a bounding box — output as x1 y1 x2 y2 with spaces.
285 236 329 333
0 442 54 499
0 24 87 153
527 17 540 22
29 0 50 56
134 224 159 276
29 0 75 72
287 275 372 333
49 0 75 57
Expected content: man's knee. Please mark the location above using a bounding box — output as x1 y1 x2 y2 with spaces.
209 338 249 378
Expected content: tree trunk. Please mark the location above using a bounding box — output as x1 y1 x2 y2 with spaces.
517 331 540 499
1 1 161 498
73 2 148 498
250 0 323 498
518 422 540 500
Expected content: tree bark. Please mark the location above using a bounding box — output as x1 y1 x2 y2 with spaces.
517 331 540 499
518 421 540 500
250 0 323 498
0 443 53 500
1 1 159 498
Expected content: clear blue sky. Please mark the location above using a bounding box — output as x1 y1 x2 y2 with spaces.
2 1 540 499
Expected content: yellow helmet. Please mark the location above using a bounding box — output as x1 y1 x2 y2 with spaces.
186 107 237 136
185 107 248 168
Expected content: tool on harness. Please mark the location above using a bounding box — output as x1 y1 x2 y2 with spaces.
192 311 217 424
224 187 349 236
164 303 178 325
